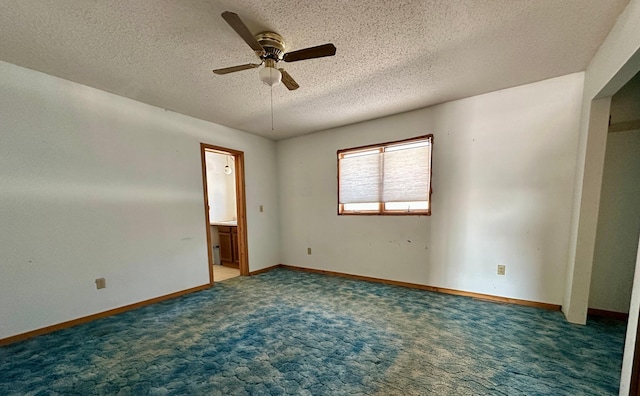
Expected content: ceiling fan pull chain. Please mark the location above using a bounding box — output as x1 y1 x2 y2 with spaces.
270 79 274 131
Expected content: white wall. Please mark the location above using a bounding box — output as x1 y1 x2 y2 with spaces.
609 71 640 125
277 73 584 305
0 60 280 339
589 130 640 313
205 152 237 223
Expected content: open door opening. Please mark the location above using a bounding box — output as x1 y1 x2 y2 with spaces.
588 71 640 320
583 70 640 394
200 144 249 284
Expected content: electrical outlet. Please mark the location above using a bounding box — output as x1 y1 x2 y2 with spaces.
497 265 506 276
260 205 264 212
307 248 312 255
95 278 106 289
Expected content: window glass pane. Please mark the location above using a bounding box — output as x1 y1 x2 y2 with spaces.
384 201 429 211
342 148 380 158
385 140 430 152
343 202 380 212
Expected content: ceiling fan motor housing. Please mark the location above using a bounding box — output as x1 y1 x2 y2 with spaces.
255 32 286 61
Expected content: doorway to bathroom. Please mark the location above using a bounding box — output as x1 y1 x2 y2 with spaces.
200 144 249 283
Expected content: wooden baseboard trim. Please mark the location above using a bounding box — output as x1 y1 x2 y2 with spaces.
588 308 629 321
249 264 283 276
280 265 561 311
2 265 562 346
0 283 211 347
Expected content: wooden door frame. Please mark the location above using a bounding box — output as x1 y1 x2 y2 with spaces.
200 143 249 284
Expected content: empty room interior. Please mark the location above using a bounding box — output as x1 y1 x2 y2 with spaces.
1 1 640 394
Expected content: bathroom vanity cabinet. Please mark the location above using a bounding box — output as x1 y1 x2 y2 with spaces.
218 225 238 268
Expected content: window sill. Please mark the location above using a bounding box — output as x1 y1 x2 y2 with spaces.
338 211 431 216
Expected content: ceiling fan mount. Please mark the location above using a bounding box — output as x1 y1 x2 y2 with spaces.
212 11 336 91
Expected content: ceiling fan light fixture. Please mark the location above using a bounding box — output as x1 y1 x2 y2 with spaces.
259 66 282 87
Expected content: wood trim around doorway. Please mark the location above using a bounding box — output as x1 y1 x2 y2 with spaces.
200 143 250 282
234 153 249 276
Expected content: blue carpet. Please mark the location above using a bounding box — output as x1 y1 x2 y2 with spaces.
0 268 626 395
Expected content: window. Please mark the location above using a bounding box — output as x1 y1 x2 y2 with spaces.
338 135 433 215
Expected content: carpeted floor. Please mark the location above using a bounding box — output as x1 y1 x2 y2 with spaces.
0 268 627 395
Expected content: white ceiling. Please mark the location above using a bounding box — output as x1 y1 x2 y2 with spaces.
0 0 629 140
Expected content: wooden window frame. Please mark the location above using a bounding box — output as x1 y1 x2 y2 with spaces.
337 135 433 216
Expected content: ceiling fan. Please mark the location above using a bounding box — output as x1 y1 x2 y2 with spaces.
213 11 336 90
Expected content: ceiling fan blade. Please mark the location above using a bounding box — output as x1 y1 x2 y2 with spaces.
213 63 260 75
221 11 265 56
283 43 336 63
279 69 300 90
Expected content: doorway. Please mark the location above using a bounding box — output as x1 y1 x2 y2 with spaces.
200 144 249 284
574 53 640 392
588 71 640 319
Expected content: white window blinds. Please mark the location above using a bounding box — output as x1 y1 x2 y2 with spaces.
338 149 381 203
382 143 431 202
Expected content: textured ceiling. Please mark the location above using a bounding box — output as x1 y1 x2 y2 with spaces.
0 0 629 140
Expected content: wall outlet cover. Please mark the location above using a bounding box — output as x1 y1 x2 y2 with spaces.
95 278 106 289
497 265 506 276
